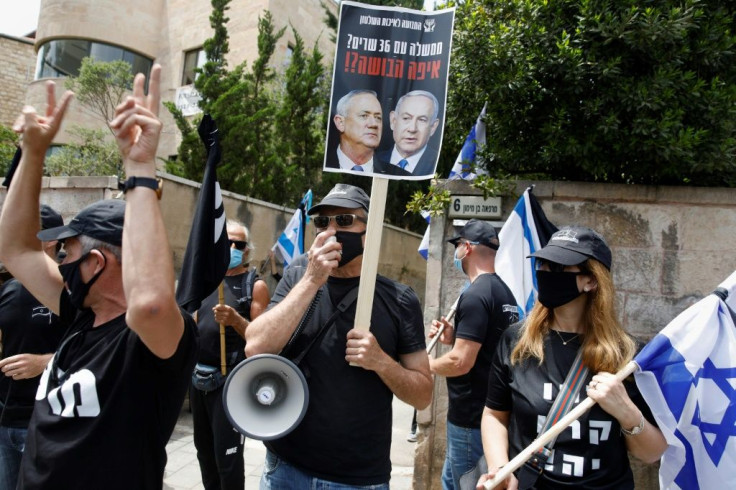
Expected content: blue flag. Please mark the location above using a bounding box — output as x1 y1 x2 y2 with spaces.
448 104 487 181
419 104 489 260
495 187 558 318
417 210 431 260
273 190 312 267
175 115 230 313
634 271 736 489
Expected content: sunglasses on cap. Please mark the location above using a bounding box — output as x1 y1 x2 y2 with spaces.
313 214 367 229
535 259 590 274
229 239 247 250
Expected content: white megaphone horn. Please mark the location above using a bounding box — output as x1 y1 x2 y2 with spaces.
222 354 309 441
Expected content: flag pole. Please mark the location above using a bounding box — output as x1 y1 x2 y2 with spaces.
482 360 638 489
218 282 226 375
426 297 460 354
299 203 306 254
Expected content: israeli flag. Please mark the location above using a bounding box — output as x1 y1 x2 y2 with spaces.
273 190 312 266
634 270 736 490
419 102 488 260
495 187 557 317
417 210 431 259
448 103 487 181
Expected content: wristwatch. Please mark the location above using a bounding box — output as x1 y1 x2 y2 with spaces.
123 176 163 200
621 413 645 436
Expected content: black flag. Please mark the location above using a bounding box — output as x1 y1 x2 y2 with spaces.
175 115 230 313
2 147 22 188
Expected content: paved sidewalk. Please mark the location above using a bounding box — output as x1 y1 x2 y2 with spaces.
163 396 417 489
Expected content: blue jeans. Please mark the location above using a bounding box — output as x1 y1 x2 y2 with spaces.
0 426 27 490
441 421 483 490
260 450 389 490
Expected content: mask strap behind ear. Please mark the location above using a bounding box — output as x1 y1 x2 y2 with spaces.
86 249 107 287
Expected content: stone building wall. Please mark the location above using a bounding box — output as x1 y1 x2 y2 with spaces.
9 0 337 157
0 34 35 127
0 173 426 301
414 179 736 489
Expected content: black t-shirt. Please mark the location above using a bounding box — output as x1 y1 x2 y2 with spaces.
196 273 250 367
264 265 426 485
485 324 657 489
0 279 67 427
448 273 519 428
18 289 198 490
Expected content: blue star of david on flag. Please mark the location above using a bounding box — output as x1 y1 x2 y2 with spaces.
634 270 736 489
273 190 312 266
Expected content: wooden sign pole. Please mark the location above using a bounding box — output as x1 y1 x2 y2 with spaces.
353 176 389 333
218 282 227 375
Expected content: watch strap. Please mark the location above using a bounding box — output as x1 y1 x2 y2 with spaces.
122 176 161 199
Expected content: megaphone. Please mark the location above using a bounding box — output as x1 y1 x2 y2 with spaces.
222 354 309 441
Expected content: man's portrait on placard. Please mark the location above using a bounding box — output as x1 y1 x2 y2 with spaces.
322 2 455 181
377 90 441 177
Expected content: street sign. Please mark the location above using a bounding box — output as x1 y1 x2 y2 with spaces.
448 195 502 219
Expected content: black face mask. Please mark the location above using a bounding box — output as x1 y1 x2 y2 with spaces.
335 230 366 267
536 270 584 309
58 250 106 310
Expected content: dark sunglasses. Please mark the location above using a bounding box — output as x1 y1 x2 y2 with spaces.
535 259 589 274
229 239 247 250
313 214 367 229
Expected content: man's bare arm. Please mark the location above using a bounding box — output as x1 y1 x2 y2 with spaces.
111 65 184 359
0 83 73 314
346 332 433 410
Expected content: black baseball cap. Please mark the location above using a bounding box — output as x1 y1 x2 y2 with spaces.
530 225 612 270
37 199 125 247
308 184 370 215
40 204 63 230
447 219 499 250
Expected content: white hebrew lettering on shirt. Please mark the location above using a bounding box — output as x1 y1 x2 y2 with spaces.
568 419 581 439
589 420 612 445
31 306 54 324
544 449 555 472
591 459 600 470
537 414 546 433
543 382 581 403
543 382 553 400
38 365 101 417
561 454 585 477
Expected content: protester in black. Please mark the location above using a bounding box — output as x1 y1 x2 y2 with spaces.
192 220 269 490
0 205 66 490
0 67 198 489
245 184 432 488
429 219 519 490
478 226 666 490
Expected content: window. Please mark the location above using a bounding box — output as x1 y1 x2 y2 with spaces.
182 48 206 86
35 39 153 80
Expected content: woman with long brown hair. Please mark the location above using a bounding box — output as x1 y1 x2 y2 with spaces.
477 226 666 489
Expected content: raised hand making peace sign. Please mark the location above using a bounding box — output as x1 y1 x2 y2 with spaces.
109 64 162 174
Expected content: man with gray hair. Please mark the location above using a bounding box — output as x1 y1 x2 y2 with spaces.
378 90 441 176
0 66 198 488
327 89 384 173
